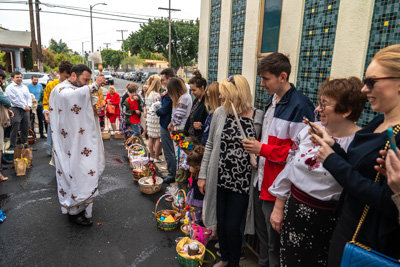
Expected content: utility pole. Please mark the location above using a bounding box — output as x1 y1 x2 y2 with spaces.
35 0 42 72
103 43 111 49
116 30 128 72
28 0 38 71
159 0 180 68
98 46 102 52
82 41 88 64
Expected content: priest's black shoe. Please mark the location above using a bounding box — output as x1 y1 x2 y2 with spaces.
68 213 93 226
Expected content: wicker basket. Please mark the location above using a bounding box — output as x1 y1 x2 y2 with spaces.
127 144 148 169
180 223 199 236
138 176 163 194
172 189 187 212
125 135 142 148
28 129 36 145
153 194 179 231
176 237 215 267
102 132 111 140
132 165 146 182
114 133 125 140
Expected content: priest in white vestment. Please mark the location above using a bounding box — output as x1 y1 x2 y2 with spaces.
50 64 105 226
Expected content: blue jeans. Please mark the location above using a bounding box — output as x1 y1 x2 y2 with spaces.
160 126 176 178
217 187 249 267
127 122 141 137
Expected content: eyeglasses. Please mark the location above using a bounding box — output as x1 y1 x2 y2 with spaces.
228 75 236 87
317 100 334 111
363 77 400 90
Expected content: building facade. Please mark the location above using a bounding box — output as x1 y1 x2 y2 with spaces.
198 0 400 126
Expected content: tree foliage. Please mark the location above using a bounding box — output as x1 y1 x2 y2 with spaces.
101 49 124 71
42 48 56 68
126 55 145 68
54 53 67 67
126 18 199 70
48 39 71 55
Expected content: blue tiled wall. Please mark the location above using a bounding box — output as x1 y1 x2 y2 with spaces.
295 1 340 105
207 0 222 84
359 0 400 126
228 0 247 77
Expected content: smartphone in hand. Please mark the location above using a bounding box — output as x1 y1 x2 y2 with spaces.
303 116 317 134
387 126 398 156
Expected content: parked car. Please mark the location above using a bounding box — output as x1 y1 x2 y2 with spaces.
133 72 144 82
22 72 53 86
94 70 114 85
141 72 159 84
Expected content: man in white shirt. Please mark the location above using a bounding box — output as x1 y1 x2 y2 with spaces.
5 71 32 150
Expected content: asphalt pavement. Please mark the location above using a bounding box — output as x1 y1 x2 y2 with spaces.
0 78 258 267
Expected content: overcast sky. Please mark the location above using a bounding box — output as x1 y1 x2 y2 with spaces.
0 0 201 55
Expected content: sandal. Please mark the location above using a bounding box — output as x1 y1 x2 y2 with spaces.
0 174 8 182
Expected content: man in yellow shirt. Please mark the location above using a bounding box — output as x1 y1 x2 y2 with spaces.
43 60 73 155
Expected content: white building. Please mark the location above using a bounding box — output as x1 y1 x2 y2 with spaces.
198 0 400 126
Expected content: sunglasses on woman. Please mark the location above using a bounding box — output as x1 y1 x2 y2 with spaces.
363 76 400 90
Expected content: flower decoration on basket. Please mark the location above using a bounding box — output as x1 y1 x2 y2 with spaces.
171 131 185 141
181 205 196 235
179 140 194 150
145 162 156 185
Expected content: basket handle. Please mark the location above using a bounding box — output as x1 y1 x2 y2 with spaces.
153 193 173 216
196 248 216 264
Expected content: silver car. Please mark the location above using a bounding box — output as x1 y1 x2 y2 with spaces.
22 72 53 87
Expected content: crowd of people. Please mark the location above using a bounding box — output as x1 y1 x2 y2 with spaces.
1 44 400 267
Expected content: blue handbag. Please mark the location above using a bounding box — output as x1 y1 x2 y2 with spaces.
341 242 400 266
341 130 400 266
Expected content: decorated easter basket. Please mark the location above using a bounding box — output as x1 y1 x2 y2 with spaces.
125 135 142 148
180 223 199 237
138 176 163 194
152 194 180 231
138 163 163 194
127 144 148 169
132 164 147 182
176 237 215 267
172 189 187 212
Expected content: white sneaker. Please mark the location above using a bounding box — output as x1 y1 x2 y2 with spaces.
153 158 164 163
149 157 154 162
160 166 167 170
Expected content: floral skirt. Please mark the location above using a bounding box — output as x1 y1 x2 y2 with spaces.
119 114 133 137
280 194 339 267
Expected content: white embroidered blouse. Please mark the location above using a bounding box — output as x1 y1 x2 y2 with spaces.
269 122 355 201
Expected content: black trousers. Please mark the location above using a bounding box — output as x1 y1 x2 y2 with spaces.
10 107 29 147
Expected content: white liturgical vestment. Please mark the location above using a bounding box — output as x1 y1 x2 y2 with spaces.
50 80 105 217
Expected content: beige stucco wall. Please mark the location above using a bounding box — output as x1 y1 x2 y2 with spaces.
278 0 305 84
242 0 263 102
217 0 232 81
198 0 211 76
330 0 375 78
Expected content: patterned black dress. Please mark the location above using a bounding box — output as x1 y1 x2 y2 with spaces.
217 115 255 194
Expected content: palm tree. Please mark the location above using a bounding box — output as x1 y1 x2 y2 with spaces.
48 39 71 55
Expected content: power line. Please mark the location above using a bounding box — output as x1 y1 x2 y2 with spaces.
0 8 199 28
0 1 195 21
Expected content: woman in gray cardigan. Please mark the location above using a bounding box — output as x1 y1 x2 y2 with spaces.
198 75 263 267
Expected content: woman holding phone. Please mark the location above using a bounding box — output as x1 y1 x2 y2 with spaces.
311 44 400 266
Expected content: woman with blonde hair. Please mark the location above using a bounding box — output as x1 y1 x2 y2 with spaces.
312 44 400 265
105 85 120 131
198 75 263 267
145 75 163 162
198 82 222 146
